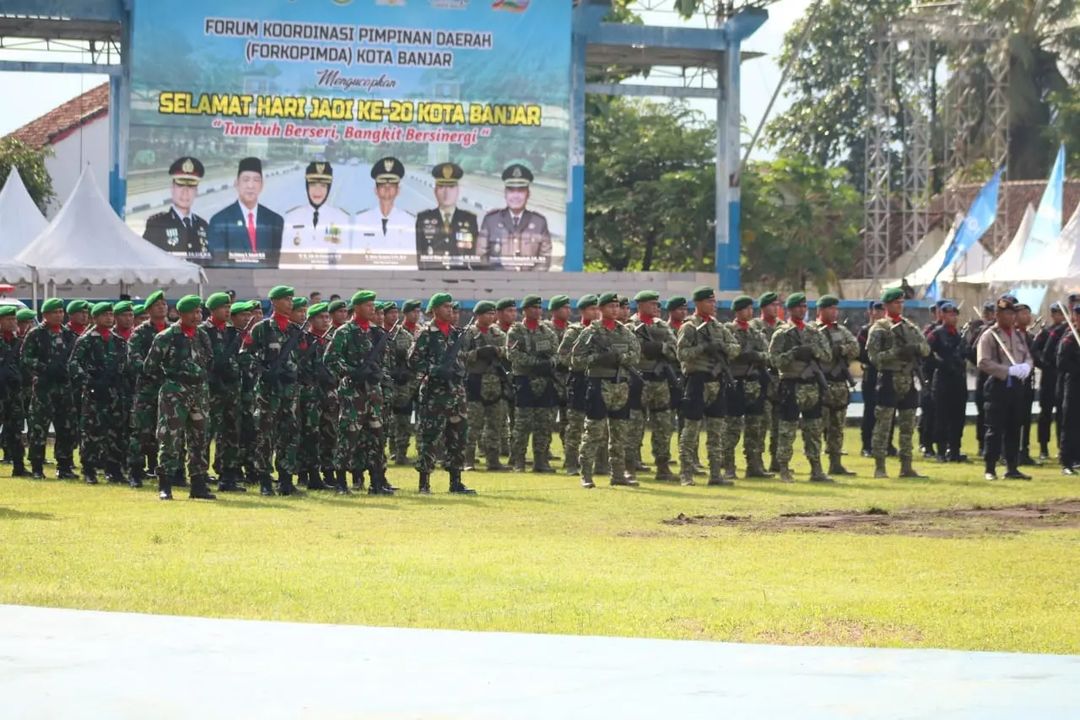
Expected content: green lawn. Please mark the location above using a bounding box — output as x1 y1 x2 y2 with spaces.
1 427 1078 654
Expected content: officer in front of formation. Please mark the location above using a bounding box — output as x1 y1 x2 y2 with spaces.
143 156 210 262
415 163 480 270
976 295 1033 480
479 163 552 271
926 302 968 462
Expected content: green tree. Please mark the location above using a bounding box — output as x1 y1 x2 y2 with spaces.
0 138 55 213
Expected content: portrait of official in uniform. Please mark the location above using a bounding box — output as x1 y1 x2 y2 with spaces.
142 156 211 264
479 163 551 271
207 156 284 268
415 162 480 271
282 161 351 260
353 156 414 260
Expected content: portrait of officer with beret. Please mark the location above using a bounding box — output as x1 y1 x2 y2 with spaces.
479 163 551 271
415 162 480 271
142 157 211 264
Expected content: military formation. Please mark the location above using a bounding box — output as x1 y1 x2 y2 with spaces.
3 285 1077 501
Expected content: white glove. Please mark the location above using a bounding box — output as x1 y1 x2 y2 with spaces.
1007 362 1031 380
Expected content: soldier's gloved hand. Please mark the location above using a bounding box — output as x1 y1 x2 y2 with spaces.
642 341 664 361
793 346 816 362
476 345 499 362
592 350 621 368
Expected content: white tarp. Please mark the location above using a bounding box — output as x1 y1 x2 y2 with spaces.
958 204 1035 284
0 168 43 283
1017 200 1080 283
896 213 992 287
17 168 205 286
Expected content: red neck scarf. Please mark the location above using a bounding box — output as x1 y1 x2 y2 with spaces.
639 315 654 326
792 318 805 330
68 322 86 335
499 321 512 333
736 319 749 330
946 325 957 336
48 324 62 334
98 327 111 341
1002 327 1013 337
212 318 227 332
553 318 568 330
180 323 196 338
354 317 370 331
602 318 617 331
695 311 712 322
273 312 290 332
404 321 417 334
671 319 683 332
524 318 540 331
761 315 777 326
435 319 452 337
478 324 489 334
116 327 132 340
888 313 902 324
2 331 15 342
152 320 167 333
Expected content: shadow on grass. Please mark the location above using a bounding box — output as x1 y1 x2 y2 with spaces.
0 506 55 521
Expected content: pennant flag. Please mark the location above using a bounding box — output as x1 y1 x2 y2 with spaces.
1020 144 1065 264
926 167 1003 300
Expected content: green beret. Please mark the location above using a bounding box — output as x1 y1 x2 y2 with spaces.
230 301 252 315
427 292 453 313
0 306 16 318
90 302 113 317
758 292 779 307
548 294 570 311
143 290 165 309
495 297 516 311
351 290 376 307
521 294 542 309
16 308 36 322
268 285 294 301
66 299 89 314
665 296 687 311
731 295 754 312
577 294 599 310
113 301 133 314
205 292 231 311
402 299 422 313
132 304 146 315
785 292 807 309
619 296 629 306
598 291 619 306
692 286 715 302
41 298 64 313
634 290 660 303
881 287 904 303
176 295 202 313
817 295 839 309
451 301 461 311
292 297 308 310
474 300 497 314
308 302 329 316
328 300 348 313
382 301 399 312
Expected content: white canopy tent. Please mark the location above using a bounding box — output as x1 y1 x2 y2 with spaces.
1004 200 1080 284
894 213 992 288
958 204 1035 285
0 168 43 283
17 168 205 291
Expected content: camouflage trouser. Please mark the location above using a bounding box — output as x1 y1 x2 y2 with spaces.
720 378 766 466
208 382 241 473
467 400 504 465
156 384 209 477
872 371 918 460
564 408 585 471
678 374 724 481
319 392 339 472
580 378 628 483
239 386 256 472
765 372 780 459
296 383 321 473
28 382 75 466
388 378 415 461
415 379 468 473
635 378 674 466
501 386 514 455
79 385 125 470
775 381 823 465
334 381 386 475
1 390 26 464
510 376 556 466
822 380 850 456
252 382 299 476
128 383 161 470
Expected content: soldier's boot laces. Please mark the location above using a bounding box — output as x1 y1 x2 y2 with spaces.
809 458 834 483
873 457 889 479
899 458 927 479
745 455 774 479
334 469 351 495
449 469 476 495
778 463 795 484
189 474 217 501
418 471 432 495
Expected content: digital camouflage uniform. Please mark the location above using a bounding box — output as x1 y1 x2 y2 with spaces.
0 329 26 473
237 334 259 476
750 316 785 469
22 323 78 474
203 318 243 485
627 314 679 479
295 328 321 481
507 321 560 471
409 322 470 489
462 323 508 469
308 327 339 485
388 322 419 464
816 320 859 473
243 316 303 491
676 314 739 485
571 319 642 487
68 327 128 478
127 320 169 478
768 321 831 481
558 320 607 475
545 317 571 453
866 315 930 475
721 319 771 478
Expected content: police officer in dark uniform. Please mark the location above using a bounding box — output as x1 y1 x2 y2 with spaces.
918 301 944 457
479 163 552 271
415 162 479 270
1032 302 1067 461
1055 304 1080 475
143 157 210 263
962 301 995 456
927 302 967 462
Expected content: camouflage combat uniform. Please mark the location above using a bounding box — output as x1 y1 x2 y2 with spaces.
308 327 340 486
866 314 930 475
545 318 571 453
750 316 785 469
22 323 78 475
203 317 244 486
558 321 605 475
816 319 860 474
237 334 259 477
409 322 471 492
769 321 831 482
127 320 169 479
243 314 303 492
388 322 419 464
0 329 26 474
721 319 771 478
462 323 508 469
68 326 128 479
507 320 559 471
627 314 679 479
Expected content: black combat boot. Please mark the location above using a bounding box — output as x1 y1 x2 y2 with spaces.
57 463 77 480
306 469 328 490
129 466 145 488
189 474 217 500
146 452 158 476
158 467 172 501
334 469 351 495
11 456 28 477
352 470 366 491
83 465 98 485
106 464 126 484
368 466 395 495
259 473 275 496
322 468 336 489
418 471 432 495
487 454 508 472
278 472 300 496
449 469 476 495
31 459 45 480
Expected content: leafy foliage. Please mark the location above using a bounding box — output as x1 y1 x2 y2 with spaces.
0 138 55 213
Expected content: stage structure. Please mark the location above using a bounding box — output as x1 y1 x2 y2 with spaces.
862 2 1009 283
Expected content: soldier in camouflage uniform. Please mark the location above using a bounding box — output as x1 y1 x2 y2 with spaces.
627 290 679 481
0 306 27 476
64 299 90 449
664 296 692 474
409 293 476 494
290 296 322 488
243 285 304 496
545 295 572 459
676 286 740 486
202 293 248 492
495 297 518 456
325 290 395 495
112 301 136 479
558 295 600 476
571 291 642 488
866 287 931 479
235 302 260 482
507 295 559 473
69 302 128 485
768 293 832 483
144 294 216 500
462 300 509 471
721 295 773 480
127 290 170 487
304 302 340 489
814 295 860 476
23 298 78 480
750 291 784 471
388 299 421 464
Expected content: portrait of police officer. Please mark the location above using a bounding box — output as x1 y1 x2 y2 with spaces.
283 161 351 255
479 163 552 271
415 162 479 270
353 157 414 257
142 157 210 263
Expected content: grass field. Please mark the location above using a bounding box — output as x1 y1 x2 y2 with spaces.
2 427 1078 654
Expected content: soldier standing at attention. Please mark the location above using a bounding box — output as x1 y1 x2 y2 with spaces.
964 301 996 457
926 302 968 462
857 301 886 457
200 292 246 492
388 298 421 464
558 295 600 476
127 290 169 487
68 302 127 486
305 302 339 489
676 286 740 486
23 298 78 480
233 301 259 485
507 295 559 473
144 294 216 501
329 299 349 330
545 295 572 459
815 295 859 476
976 296 1034 480
721 295 772 480
918 302 944 458
750 291 784 471
1015 302 1038 465
462 300 508 471
0 306 27 477
768 293 832 483
629 290 679 481
409 293 476 494
495 297 518 457
866 287 931 479
244 285 303 496
1055 304 1080 475
571 292 641 488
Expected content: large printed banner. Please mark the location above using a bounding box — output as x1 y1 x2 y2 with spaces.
127 0 570 271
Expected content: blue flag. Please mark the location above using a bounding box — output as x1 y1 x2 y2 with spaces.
1020 144 1065 264
927 167 1002 300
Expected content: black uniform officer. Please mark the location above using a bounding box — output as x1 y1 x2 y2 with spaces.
143 157 210 262
415 162 479 270
963 301 996 456
1032 302 1068 460
918 301 944 456
927 302 967 461
1056 305 1080 475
